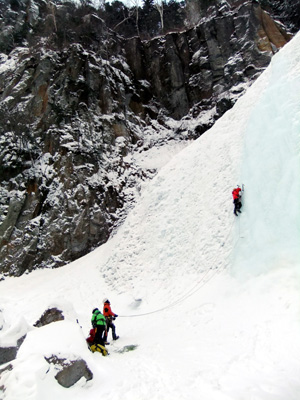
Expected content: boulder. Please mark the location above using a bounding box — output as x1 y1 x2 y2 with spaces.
45 356 93 388
0 335 26 366
34 308 64 328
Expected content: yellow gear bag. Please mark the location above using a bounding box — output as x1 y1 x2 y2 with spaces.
90 343 108 356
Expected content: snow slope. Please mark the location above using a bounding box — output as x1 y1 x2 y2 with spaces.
0 33 300 400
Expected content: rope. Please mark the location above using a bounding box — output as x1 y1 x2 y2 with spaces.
118 218 239 318
239 184 245 238
119 268 213 318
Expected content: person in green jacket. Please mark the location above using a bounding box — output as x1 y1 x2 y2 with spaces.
91 308 107 346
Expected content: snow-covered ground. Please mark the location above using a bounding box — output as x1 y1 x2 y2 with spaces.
0 32 300 400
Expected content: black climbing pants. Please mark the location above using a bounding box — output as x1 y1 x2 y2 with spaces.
233 198 242 214
104 317 117 341
94 325 106 346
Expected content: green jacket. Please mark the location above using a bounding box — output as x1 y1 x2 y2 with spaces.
91 309 106 327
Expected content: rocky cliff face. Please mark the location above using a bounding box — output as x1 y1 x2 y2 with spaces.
0 0 292 277
0 42 149 275
125 0 291 121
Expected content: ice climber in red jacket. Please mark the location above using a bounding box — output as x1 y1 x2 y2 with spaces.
103 298 119 343
232 186 242 216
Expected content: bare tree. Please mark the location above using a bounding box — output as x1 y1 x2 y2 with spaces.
154 0 164 33
127 0 140 36
113 6 136 31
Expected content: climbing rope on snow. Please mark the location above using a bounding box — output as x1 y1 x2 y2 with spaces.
118 218 240 318
119 267 213 318
238 184 245 239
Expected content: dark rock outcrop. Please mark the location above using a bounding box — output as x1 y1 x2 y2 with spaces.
34 308 64 327
186 0 300 33
257 0 300 33
0 335 26 366
45 356 93 388
125 1 291 120
0 42 147 276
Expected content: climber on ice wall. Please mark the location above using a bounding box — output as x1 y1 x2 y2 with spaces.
232 185 242 216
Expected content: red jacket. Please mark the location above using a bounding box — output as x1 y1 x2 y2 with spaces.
232 187 241 200
86 328 96 344
103 302 116 317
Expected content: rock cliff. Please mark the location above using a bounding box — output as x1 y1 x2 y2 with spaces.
0 0 292 276
125 0 290 121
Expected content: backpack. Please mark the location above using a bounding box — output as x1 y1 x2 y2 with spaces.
86 328 96 344
89 343 109 356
